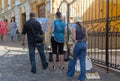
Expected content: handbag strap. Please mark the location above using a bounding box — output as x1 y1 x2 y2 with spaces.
28 20 44 36
28 20 36 36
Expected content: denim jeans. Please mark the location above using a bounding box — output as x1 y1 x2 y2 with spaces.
67 41 86 81
28 43 47 71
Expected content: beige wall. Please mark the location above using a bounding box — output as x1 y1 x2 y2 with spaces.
4 0 8 12
0 0 2 14
30 1 38 16
20 0 26 3
11 0 15 8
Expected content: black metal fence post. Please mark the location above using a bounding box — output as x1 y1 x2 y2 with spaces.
106 0 110 73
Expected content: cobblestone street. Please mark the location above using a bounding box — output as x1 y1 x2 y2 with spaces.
0 0 120 81
0 38 120 81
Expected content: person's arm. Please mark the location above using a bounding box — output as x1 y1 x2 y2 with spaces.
72 27 76 42
65 27 67 34
5 22 9 31
0 22 1 28
86 29 88 42
52 26 54 34
39 23 44 35
22 35 25 45
64 23 67 34
21 24 27 45
15 22 17 28
51 21 55 34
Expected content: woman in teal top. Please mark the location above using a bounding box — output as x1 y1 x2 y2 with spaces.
51 11 66 70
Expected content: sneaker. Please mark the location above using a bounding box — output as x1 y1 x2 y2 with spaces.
60 66 64 71
52 66 56 70
48 65 56 71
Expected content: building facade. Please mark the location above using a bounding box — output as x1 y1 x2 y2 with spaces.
0 0 51 43
0 0 120 44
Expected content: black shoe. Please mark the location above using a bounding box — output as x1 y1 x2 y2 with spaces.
43 63 48 70
31 69 36 74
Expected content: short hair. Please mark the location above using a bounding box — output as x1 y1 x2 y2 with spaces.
55 11 61 18
30 12 36 18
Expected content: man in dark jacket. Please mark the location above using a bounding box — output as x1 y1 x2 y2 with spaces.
22 12 48 74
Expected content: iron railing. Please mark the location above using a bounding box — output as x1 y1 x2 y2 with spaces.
58 0 120 71
88 32 120 70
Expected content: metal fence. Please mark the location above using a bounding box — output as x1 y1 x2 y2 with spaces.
84 0 120 71
58 0 120 71
88 32 120 70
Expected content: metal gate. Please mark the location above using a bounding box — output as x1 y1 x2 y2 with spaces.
58 0 120 71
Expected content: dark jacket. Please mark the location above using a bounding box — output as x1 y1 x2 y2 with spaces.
22 18 43 44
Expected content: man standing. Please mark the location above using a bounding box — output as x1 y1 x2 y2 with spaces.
22 12 48 74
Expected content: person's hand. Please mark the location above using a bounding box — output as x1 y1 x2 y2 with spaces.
22 42 25 46
87 41 88 44
72 40 76 43
22 42 25 49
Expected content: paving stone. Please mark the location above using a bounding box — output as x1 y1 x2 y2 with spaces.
4 54 14 58
0 39 120 81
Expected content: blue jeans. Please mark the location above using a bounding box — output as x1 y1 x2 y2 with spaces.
67 41 86 81
28 43 47 71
